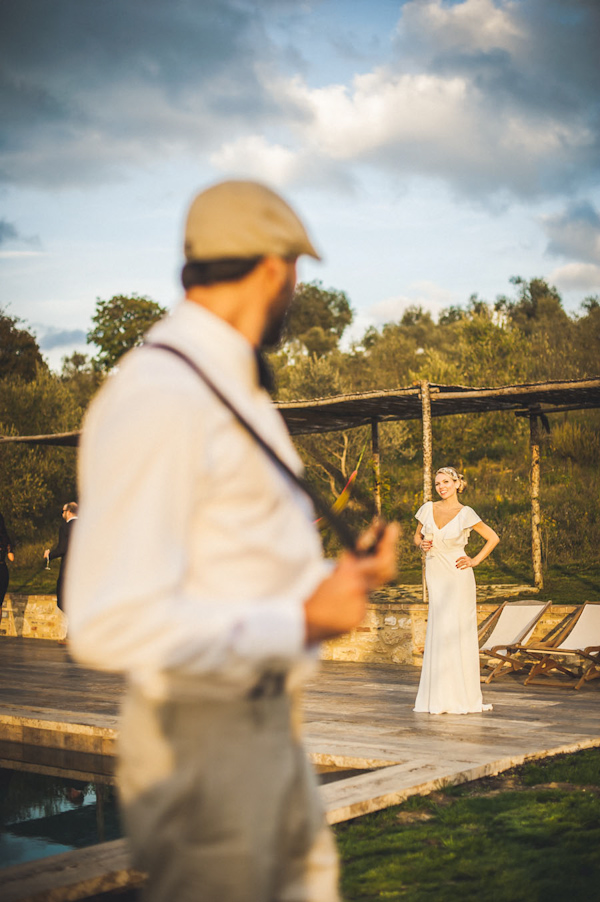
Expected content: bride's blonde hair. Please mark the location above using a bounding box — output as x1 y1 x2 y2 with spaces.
436 467 467 494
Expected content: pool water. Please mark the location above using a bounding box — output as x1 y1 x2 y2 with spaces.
0 745 369 870
0 768 122 868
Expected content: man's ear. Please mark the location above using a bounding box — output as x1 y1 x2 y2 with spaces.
260 255 290 288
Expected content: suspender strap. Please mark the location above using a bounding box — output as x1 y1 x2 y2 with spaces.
145 341 360 552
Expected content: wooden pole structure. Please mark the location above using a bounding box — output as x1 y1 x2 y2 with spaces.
529 412 544 590
371 418 382 518
420 381 433 602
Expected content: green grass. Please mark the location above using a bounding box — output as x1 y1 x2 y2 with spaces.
518 747 600 787
334 748 600 902
7 561 600 604
7 563 58 596
380 562 600 605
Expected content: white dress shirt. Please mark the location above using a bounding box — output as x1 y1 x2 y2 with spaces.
66 301 328 700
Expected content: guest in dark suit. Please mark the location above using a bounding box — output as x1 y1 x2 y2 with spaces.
0 512 14 612
45 503 78 610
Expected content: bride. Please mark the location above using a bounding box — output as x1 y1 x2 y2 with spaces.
413 467 499 715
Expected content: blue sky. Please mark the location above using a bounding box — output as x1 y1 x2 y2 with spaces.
1 0 599 369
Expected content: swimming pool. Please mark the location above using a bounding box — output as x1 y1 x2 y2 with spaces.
0 741 122 868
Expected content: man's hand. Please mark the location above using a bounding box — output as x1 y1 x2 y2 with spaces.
304 522 400 644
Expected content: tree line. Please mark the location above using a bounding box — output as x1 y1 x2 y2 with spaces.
1 277 599 571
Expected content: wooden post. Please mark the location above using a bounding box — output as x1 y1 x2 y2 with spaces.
529 413 543 590
421 381 433 504
371 418 382 518
420 381 433 602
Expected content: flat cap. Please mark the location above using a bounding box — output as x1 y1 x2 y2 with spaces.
184 179 321 262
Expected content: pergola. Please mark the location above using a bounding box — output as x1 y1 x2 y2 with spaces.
277 377 600 592
3 377 600 591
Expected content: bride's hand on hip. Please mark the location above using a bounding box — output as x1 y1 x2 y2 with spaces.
455 555 474 570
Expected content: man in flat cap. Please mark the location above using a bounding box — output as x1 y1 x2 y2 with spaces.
66 180 398 902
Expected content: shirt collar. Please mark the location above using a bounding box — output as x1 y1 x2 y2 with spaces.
163 300 259 389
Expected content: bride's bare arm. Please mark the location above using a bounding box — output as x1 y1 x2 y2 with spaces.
455 521 499 570
414 524 425 549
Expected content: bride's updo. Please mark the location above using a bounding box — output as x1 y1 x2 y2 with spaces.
436 467 467 494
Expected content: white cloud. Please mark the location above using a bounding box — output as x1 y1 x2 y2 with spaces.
549 263 600 294
368 280 457 325
2 0 599 203
285 71 473 160
256 0 599 199
219 55 592 199
210 136 299 187
399 0 523 55
210 126 356 193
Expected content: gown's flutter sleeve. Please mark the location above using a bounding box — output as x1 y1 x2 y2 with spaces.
461 506 482 530
415 502 429 524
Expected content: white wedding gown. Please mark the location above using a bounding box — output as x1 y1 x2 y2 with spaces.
414 501 492 715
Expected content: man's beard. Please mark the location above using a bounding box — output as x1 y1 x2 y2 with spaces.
260 269 295 350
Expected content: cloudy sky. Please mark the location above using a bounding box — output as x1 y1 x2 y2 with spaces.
1 0 599 368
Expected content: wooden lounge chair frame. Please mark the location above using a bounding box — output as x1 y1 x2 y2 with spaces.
478 600 552 683
511 602 600 690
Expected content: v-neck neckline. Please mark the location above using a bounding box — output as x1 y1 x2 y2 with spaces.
431 501 463 531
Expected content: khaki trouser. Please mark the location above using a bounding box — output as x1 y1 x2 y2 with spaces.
117 683 340 902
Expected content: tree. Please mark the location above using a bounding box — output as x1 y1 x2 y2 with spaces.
0 309 46 381
87 294 167 371
581 296 600 314
0 369 83 538
575 296 600 377
495 277 569 335
282 281 353 356
438 306 465 326
60 352 104 408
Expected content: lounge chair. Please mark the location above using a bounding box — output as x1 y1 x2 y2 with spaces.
479 600 552 683
514 602 600 690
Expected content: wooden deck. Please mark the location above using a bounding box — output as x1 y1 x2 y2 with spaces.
1 637 600 901
1 637 599 822
305 659 600 822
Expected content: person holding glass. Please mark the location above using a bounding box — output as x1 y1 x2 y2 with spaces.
0 512 15 614
413 467 499 714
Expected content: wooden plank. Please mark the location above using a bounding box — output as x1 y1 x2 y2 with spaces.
322 735 600 823
0 839 144 902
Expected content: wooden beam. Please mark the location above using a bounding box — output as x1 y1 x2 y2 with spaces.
371 419 382 518
420 382 433 603
435 378 600 401
0 431 80 447
515 404 600 416
529 413 544 591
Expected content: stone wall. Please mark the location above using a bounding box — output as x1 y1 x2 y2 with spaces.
0 594 66 640
321 585 577 665
0 585 579 662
